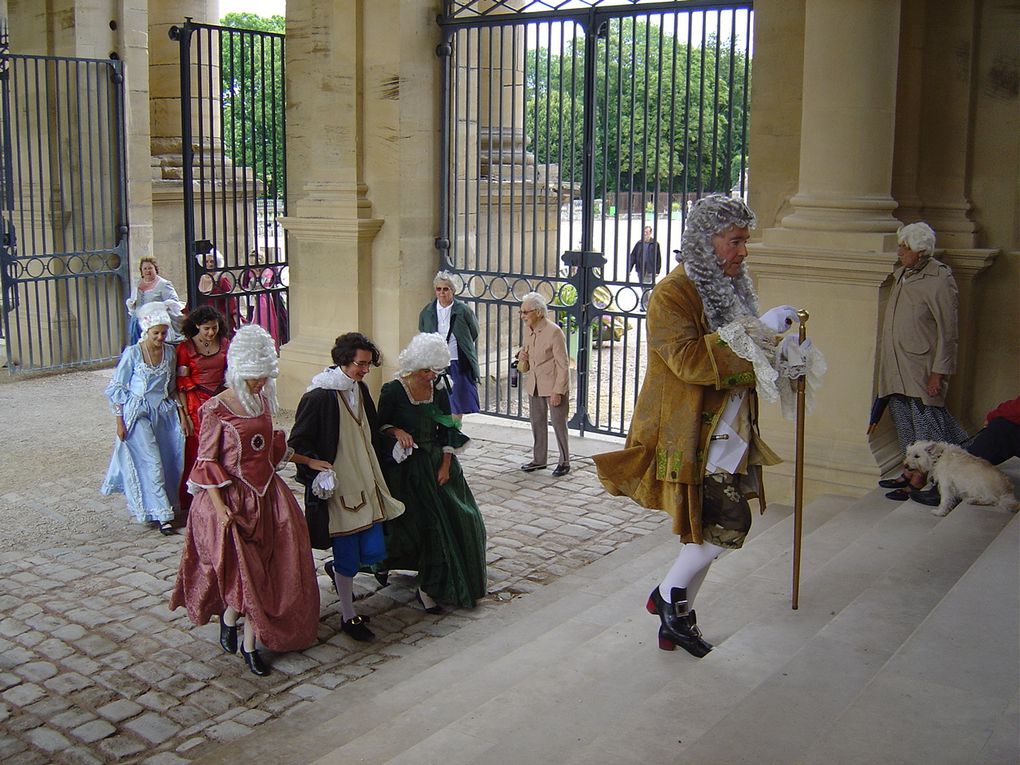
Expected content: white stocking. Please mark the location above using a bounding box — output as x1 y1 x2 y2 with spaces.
658 541 724 605
242 623 256 653
222 606 239 627
336 573 357 621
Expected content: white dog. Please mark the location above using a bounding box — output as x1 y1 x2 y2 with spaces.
904 440 1018 517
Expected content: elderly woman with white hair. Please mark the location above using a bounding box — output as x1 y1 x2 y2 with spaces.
170 325 330 677
101 301 186 535
418 271 480 423
875 222 967 499
595 194 820 658
375 332 487 611
516 291 571 476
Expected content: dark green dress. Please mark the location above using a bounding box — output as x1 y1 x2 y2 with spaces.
377 379 487 608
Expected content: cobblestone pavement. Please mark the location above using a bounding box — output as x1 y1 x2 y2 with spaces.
0 369 665 764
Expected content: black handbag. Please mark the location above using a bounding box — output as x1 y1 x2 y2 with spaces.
303 493 331 550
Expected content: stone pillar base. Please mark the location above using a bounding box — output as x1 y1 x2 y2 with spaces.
750 227 901 503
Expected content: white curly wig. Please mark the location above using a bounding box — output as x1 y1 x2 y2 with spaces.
897 222 936 255
226 325 279 416
396 332 451 378
679 194 759 330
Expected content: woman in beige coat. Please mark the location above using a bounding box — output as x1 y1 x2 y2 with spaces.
876 222 968 498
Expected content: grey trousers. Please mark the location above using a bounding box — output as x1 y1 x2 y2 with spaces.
529 394 570 466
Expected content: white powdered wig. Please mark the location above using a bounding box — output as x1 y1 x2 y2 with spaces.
396 332 451 378
677 194 759 330
136 301 172 333
226 325 279 416
897 222 936 255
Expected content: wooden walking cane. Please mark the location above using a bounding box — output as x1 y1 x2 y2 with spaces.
792 309 809 610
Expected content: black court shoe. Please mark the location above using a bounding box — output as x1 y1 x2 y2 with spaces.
241 647 269 676
340 615 375 642
219 621 237 654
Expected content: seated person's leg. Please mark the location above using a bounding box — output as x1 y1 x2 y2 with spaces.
966 417 1020 465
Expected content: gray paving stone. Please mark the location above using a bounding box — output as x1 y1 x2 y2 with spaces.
0 645 34 669
96 698 143 723
15 661 57 683
0 671 20 690
97 734 146 760
141 753 191 765
2 682 45 706
6 750 48 765
76 633 118 657
123 711 181 744
11 629 45 648
44 671 94 695
70 719 116 744
204 719 251 742
50 708 96 730
24 726 70 752
60 746 105 765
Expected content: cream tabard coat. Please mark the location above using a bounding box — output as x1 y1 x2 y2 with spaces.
878 258 959 407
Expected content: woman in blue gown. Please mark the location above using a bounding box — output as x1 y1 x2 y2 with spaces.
101 302 186 535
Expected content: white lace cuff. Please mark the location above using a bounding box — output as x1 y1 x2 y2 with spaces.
717 319 780 404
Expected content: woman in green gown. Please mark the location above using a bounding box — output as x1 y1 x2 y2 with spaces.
377 333 488 610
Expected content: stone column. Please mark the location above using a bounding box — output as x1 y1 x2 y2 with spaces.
749 0 905 499
277 0 442 405
149 0 221 301
914 1 980 247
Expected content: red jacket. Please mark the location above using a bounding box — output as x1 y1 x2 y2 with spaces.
986 395 1020 425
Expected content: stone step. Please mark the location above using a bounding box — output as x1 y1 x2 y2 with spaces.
667 503 1015 764
798 512 1019 765
189 492 1013 764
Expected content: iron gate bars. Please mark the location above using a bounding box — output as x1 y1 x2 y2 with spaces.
170 18 288 346
438 1 753 437
0 50 129 373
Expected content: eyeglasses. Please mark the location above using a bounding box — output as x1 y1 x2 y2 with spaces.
350 360 373 369
520 308 535 314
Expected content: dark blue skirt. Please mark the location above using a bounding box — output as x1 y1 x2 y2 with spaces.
447 359 480 415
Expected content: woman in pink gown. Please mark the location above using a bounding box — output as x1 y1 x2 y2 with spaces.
170 325 330 676
175 306 230 520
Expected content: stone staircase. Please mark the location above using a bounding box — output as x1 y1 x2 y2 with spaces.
192 476 1019 765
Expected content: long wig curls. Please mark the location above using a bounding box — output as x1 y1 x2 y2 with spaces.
679 194 759 330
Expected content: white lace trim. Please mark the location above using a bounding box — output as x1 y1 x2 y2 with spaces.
717 319 827 419
717 319 780 403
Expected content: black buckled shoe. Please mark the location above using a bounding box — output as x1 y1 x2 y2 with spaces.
645 587 706 639
885 489 910 501
340 615 375 642
374 570 390 588
652 587 713 657
910 486 941 507
219 619 238 654
520 462 547 472
551 464 571 477
878 474 911 489
241 647 270 676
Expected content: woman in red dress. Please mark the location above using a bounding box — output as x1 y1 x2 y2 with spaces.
176 306 230 520
170 325 329 676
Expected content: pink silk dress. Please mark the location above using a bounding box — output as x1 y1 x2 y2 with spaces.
175 338 229 515
170 394 320 652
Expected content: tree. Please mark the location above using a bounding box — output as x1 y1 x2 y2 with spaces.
524 18 751 197
219 13 286 200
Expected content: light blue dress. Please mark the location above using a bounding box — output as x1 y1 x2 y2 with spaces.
100 343 184 523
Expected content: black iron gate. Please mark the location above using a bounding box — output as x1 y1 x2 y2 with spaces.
170 19 288 346
0 47 129 373
438 0 752 436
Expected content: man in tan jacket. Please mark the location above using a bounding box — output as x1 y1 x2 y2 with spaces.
517 291 571 477
595 195 806 658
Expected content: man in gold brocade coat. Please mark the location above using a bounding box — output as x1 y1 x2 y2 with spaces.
595 195 804 658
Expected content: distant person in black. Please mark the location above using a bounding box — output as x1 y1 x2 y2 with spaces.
627 225 662 311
